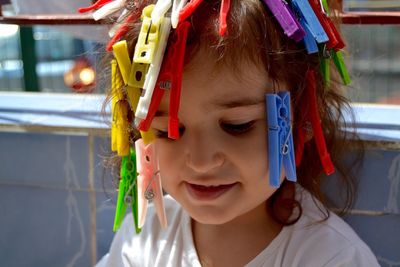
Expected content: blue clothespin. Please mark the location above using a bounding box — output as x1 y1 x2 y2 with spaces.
300 19 318 54
266 92 297 188
262 0 305 42
291 0 328 44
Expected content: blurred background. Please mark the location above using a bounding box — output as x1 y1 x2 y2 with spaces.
0 0 399 102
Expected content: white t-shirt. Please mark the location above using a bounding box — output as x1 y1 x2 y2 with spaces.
97 187 380 267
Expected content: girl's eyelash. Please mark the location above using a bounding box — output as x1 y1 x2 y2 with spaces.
154 129 169 139
153 127 185 139
220 121 256 135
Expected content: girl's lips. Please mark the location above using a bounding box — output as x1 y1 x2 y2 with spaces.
185 182 237 201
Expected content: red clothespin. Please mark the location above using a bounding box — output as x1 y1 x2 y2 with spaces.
106 10 141 51
179 0 204 23
305 69 335 175
308 0 345 51
138 21 190 140
295 119 306 167
78 0 113 13
219 0 231 36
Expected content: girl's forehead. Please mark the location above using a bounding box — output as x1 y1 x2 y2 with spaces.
182 48 272 90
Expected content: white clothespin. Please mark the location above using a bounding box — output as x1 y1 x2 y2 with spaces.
109 8 129 37
171 0 188 28
93 0 126 21
134 16 171 125
152 0 172 25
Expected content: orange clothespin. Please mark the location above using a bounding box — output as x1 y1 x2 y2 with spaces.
135 139 167 229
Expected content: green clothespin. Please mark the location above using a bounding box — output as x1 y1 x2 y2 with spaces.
321 0 329 13
321 57 330 87
319 44 331 87
113 147 141 234
332 51 351 85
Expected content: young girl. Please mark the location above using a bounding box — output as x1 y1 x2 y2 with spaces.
80 0 380 266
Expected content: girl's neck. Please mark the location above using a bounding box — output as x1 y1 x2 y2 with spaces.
191 201 283 267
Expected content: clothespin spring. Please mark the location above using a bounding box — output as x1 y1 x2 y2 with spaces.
144 170 160 200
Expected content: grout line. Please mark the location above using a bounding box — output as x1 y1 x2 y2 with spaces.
88 133 97 266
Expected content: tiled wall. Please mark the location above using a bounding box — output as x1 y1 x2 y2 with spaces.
0 94 399 266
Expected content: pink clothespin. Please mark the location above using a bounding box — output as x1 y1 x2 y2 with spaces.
219 0 231 36
135 139 167 229
179 0 204 23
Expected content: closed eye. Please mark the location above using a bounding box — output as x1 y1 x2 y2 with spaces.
153 127 186 139
220 121 256 135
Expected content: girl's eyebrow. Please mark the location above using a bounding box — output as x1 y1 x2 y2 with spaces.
154 97 264 117
211 97 265 109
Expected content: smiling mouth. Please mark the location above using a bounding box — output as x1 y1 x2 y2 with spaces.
185 182 238 201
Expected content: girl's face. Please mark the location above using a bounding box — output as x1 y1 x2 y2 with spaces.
152 51 282 225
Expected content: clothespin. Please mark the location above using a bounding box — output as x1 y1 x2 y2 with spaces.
294 120 306 167
112 41 155 143
107 10 142 51
93 0 126 21
219 0 231 36
261 0 305 42
111 60 130 156
304 69 335 175
320 0 329 14
320 45 331 86
172 0 188 28
135 139 167 228
113 41 132 84
291 0 328 44
179 0 203 23
113 41 141 114
115 100 131 156
300 19 319 54
332 51 351 85
152 0 172 26
136 19 190 135
113 148 141 233
133 5 161 64
308 0 344 51
139 21 190 140
108 9 129 38
266 92 297 188
78 0 113 13
135 16 172 126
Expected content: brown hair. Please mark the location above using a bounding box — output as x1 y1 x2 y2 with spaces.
104 0 363 224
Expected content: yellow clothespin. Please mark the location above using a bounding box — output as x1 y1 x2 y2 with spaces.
113 41 142 114
133 5 160 64
111 60 130 156
112 41 156 144
116 101 130 156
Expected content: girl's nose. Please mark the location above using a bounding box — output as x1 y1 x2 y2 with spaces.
184 131 225 173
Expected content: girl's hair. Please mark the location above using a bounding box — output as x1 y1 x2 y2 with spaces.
104 0 363 225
